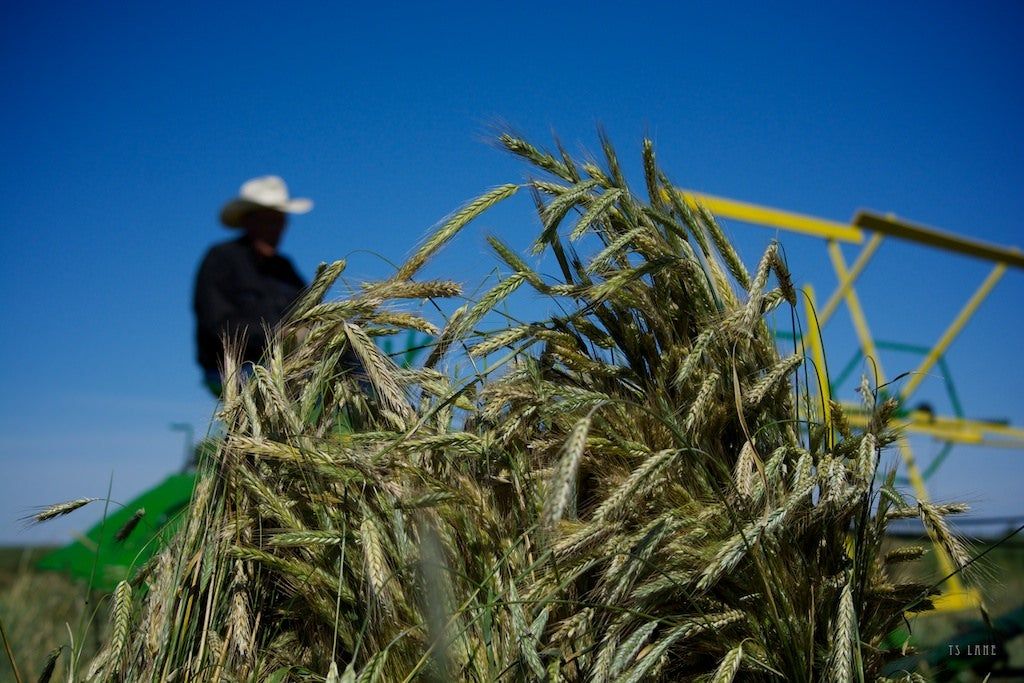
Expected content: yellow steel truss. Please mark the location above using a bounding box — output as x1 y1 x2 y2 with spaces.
679 191 1024 613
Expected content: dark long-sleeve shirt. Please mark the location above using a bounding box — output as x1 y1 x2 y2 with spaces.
193 236 305 374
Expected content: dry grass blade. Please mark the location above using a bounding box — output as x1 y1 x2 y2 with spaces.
342 321 410 423
711 643 743 683
24 497 99 525
543 415 593 529
487 235 544 287
701 208 750 290
569 188 623 241
108 580 132 675
36 647 61 683
360 513 392 613
685 371 719 434
699 481 815 590
269 530 347 547
499 133 577 181
593 449 675 523
292 259 347 318
744 353 802 407
828 582 856 683
115 508 146 542
918 501 972 574
609 621 658 678
396 183 519 280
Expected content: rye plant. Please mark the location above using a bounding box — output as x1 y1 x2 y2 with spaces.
49 133 970 681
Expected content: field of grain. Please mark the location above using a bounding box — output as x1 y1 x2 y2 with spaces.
3 134 1019 682
4 540 1021 681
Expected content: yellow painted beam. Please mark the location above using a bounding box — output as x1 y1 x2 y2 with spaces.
854 211 1024 270
819 233 884 327
914 411 1024 441
802 285 831 437
680 191 864 243
899 264 1007 401
895 436 969 599
673 191 1024 266
821 240 970 600
842 404 1024 446
896 437 932 511
827 240 887 381
931 587 981 613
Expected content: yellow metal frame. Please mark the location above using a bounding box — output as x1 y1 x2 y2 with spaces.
844 409 1024 447
678 190 1024 613
682 191 865 243
801 284 831 436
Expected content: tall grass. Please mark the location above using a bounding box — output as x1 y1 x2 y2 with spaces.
0 557 108 683
46 134 972 681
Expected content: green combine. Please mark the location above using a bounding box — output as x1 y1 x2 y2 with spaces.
34 473 195 592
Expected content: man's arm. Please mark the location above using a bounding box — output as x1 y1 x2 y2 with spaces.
194 250 268 366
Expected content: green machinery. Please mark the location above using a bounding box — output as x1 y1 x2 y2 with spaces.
34 474 195 592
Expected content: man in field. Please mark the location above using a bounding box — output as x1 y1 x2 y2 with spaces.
193 176 312 395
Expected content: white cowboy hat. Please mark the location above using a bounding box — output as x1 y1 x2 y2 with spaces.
220 175 313 228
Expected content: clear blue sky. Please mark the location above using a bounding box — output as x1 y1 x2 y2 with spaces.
2 1 1022 544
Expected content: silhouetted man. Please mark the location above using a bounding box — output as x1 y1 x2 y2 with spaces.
193 176 312 394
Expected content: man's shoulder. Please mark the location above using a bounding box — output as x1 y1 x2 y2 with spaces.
201 237 250 263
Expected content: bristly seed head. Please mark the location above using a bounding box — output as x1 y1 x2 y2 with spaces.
115 508 146 542
24 497 99 525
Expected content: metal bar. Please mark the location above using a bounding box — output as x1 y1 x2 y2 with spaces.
854 211 1024 270
899 264 1007 400
937 357 965 418
921 442 955 481
819 233 884 327
898 437 932 504
841 404 1024 446
920 410 1024 441
932 588 980 613
876 340 931 354
895 436 968 596
827 240 887 381
844 410 982 444
681 191 865 243
832 350 864 393
826 235 967 595
802 285 831 435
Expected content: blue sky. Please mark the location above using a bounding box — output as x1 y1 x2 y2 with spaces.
1 1 1022 544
